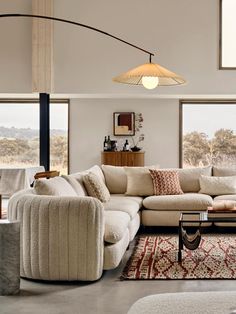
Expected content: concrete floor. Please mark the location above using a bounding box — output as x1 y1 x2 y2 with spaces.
1 232 236 314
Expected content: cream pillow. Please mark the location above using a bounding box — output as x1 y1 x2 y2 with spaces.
34 176 78 196
83 172 110 202
125 167 159 196
101 165 127 194
199 175 236 195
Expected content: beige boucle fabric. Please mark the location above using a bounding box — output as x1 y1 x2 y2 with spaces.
104 197 140 219
214 194 236 201
83 172 110 202
34 176 77 196
143 193 213 210
104 211 130 244
62 175 87 196
109 194 143 208
103 229 129 270
213 166 236 177
101 165 127 194
128 213 140 241
8 190 105 281
127 291 236 314
176 166 212 192
125 167 155 196
199 175 236 195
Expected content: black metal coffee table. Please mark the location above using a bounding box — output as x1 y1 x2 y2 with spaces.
178 211 236 262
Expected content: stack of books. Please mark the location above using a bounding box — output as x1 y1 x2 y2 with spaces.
207 200 236 218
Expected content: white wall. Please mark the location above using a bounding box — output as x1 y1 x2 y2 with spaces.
54 0 236 95
69 98 179 172
0 0 32 93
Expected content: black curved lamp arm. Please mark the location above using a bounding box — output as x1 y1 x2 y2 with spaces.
0 13 155 60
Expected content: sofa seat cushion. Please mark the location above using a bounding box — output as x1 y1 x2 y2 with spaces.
143 193 213 211
109 194 143 208
104 196 140 219
214 194 236 201
104 211 130 244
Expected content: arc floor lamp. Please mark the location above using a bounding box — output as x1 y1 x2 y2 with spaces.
0 13 186 170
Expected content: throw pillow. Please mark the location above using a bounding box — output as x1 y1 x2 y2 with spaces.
34 176 78 196
199 175 236 195
125 166 159 196
83 172 110 202
149 170 184 195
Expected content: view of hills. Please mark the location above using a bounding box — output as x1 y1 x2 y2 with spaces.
0 126 66 139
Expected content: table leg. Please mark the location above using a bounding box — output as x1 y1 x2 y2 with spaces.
178 221 183 262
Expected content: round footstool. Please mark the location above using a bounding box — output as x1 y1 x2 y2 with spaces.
0 220 20 295
127 291 236 314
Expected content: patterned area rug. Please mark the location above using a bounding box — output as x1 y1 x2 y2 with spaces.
121 235 236 280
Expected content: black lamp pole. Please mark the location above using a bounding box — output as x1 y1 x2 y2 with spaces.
0 13 155 171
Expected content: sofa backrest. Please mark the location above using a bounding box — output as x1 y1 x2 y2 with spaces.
70 165 105 196
176 166 212 193
101 165 127 194
213 166 236 177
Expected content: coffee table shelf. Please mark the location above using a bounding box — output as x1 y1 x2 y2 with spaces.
178 211 236 262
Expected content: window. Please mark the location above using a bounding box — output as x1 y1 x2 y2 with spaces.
50 102 69 175
220 0 236 68
180 101 236 168
0 102 39 167
0 100 69 174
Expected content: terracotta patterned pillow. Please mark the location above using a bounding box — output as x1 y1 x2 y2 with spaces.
149 170 183 195
83 172 110 203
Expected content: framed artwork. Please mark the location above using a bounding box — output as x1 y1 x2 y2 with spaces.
113 112 135 136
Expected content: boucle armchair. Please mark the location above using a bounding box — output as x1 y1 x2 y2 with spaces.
8 189 104 281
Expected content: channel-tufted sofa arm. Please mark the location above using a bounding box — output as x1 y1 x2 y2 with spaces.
8 190 105 281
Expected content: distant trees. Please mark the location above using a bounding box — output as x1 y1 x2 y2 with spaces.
183 129 236 167
0 130 68 174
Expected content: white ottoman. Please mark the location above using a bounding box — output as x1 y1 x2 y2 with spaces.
0 220 20 295
128 291 236 314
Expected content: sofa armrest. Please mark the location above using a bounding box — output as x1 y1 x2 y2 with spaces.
8 193 104 281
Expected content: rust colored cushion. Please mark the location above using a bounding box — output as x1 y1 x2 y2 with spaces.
149 170 184 196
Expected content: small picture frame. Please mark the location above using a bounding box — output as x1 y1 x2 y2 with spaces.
113 112 135 136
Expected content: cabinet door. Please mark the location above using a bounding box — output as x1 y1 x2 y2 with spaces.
101 152 122 166
121 152 144 166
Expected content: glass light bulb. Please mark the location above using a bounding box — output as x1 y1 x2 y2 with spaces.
142 76 159 89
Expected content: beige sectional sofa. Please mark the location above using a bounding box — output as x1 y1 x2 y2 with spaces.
7 164 236 281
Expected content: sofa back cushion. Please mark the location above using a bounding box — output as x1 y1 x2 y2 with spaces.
177 166 212 192
34 176 78 196
213 166 236 177
70 165 105 196
62 175 87 196
101 165 127 194
125 167 156 196
83 172 110 203
199 175 236 195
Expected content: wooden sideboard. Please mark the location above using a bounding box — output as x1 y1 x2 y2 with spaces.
101 151 145 167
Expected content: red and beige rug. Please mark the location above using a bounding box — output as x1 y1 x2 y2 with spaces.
121 235 236 280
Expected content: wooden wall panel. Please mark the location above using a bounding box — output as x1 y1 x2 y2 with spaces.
32 0 54 93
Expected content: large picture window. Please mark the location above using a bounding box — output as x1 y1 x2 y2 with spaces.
180 101 236 168
0 100 69 174
220 0 236 68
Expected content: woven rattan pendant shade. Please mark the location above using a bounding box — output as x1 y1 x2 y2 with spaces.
113 62 186 86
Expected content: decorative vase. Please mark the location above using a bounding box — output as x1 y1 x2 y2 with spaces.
131 146 142 152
